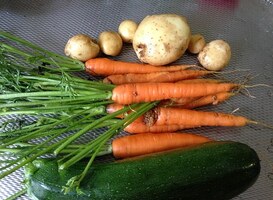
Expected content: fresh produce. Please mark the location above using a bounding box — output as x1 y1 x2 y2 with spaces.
112 132 211 158
143 107 254 127
106 91 233 124
0 32 157 191
0 132 210 159
132 14 191 65
118 19 138 43
25 141 260 200
188 34 206 54
181 92 235 109
106 92 234 120
85 57 193 76
0 30 269 199
102 70 213 84
179 78 224 83
111 82 238 104
105 100 254 133
64 34 100 61
98 31 123 56
106 104 196 133
198 39 231 71
125 121 195 134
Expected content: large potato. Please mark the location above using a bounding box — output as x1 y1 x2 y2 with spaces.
133 14 191 66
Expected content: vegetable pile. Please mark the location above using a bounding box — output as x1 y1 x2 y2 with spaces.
0 13 270 200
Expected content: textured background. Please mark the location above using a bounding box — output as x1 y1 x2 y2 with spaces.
0 0 273 199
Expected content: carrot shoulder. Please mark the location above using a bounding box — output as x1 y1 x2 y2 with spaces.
112 82 238 104
85 58 194 76
112 133 211 158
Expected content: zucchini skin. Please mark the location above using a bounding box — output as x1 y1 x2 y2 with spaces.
25 141 260 200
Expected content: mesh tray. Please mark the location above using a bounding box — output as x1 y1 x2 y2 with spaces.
1 0 273 199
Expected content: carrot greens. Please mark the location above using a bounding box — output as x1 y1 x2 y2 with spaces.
0 32 158 192
0 31 85 72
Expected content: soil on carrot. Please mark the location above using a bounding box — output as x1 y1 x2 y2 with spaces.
144 108 159 126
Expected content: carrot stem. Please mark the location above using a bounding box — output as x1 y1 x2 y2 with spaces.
61 101 157 192
0 31 85 72
53 103 142 155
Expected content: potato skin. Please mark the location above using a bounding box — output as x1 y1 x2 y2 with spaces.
118 19 138 43
99 31 123 56
188 34 206 54
198 40 231 71
133 14 191 66
64 34 100 61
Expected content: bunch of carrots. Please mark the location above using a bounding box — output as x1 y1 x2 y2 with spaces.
0 32 270 196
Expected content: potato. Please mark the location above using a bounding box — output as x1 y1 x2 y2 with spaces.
188 34 206 54
98 31 123 56
133 14 191 66
64 34 100 61
198 40 231 71
118 19 138 43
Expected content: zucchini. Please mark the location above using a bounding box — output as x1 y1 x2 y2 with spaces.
25 141 260 200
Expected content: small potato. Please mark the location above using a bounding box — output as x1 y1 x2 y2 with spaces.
133 14 191 66
198 40 231 71
188 34 206 54
118 19 138 43
98 31 123 56
64 34 100 61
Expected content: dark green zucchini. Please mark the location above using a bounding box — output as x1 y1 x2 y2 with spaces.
25 141 260 200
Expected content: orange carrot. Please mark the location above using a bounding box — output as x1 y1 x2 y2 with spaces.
103 70 213 84
182 92 234 109
143 107 250 127
161 97 199 107
178 78 224 84
162 92 233 108
106 103 128 118
112 82 238 104
161 79 226 105
112 133 211 158
106 104 197 133
106 104 194 133
85 58 195 76
124 121 196 134
108 90 232 118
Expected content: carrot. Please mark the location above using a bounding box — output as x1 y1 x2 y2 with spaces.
106 104 198 133
124 121 196 134
160 97 199 107
112 133 212 158
163 91 233 108
85 58 195 76
143 107 250 127
159 78 232 107
106 104 196 133
103 70 213 84
178 78 224 84
106 103 127 118
182 92 234 109
112 82 238 104
109 90 233 118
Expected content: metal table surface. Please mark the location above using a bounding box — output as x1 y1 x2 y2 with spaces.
0 0 273 199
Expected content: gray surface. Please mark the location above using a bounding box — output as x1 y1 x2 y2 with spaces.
1 0 273 199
